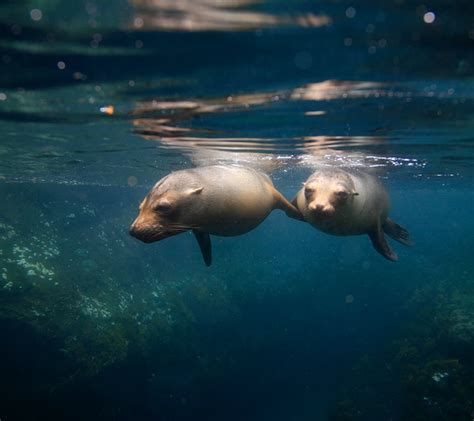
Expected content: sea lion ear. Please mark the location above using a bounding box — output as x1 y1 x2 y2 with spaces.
188 187 204 195
352 191 359 196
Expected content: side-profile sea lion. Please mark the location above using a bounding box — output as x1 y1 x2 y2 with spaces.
292 168 411 261
130 165 301 266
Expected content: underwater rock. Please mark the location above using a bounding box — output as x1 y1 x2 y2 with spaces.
448 306 474 344
330 272 474 421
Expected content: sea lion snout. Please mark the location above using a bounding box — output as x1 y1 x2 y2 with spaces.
129 219 165 243
308 202 333 213
308 201 335 217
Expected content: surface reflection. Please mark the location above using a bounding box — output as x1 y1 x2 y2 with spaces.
290 80 388 101
129 0 331 31
131 90 278 152
130 79 424 172
131 80 396 151
300 136 386 151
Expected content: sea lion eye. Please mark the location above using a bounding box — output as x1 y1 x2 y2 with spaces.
336 191 349 200
305 187 315 196
154 201 172 213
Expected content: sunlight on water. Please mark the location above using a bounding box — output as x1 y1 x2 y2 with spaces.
129 0 331 31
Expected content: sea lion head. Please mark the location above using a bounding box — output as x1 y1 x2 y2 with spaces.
303 169 358 218
129 173 203 243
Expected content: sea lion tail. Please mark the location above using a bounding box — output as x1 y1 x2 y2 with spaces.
383 218 412 246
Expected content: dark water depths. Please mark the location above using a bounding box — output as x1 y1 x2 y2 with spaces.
1 1 474 420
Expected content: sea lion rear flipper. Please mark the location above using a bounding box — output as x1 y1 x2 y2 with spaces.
291 195 298 207
193 230 212 267
383 218 412 246
368 221 398 262
272 188 303 221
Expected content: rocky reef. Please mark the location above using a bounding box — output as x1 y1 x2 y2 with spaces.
2 181 473 420
0 182 313 419
0 182 232 418
330 269 474 421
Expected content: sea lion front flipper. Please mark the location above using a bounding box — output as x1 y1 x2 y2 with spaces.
383 218 412 246
193 230 212 267
368 221 398 262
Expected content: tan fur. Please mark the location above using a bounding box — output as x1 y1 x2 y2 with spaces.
130 165 300 242
293 168 412 261
294 169 389 236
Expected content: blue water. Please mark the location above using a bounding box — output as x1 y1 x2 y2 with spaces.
0 1 474 420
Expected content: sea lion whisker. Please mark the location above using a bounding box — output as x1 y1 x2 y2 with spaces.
166 223 195 229
165 224 199 232
165 226 189 232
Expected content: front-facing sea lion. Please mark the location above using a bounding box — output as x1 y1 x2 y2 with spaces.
292 168 411 261
130 165 301 266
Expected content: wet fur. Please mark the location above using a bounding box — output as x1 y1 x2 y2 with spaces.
293 168 411 261
130 165 300 265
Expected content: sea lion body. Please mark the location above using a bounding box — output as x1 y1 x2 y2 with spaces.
293 169 410 261
130 165 300 265
164 166 276 236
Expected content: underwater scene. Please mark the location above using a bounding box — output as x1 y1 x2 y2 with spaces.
1 0 474 419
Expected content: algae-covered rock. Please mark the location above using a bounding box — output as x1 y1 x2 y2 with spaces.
0 182 255 418
330 268 474 421
0 184 186 399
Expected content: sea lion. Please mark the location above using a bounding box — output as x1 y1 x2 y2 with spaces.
292 168 411 261
130 165 301 266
